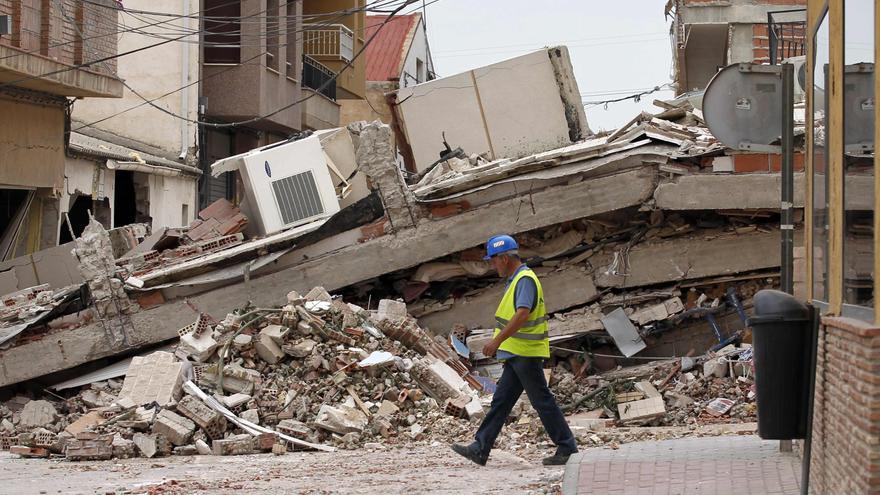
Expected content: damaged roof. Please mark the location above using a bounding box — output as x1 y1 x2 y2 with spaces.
68 131 202 176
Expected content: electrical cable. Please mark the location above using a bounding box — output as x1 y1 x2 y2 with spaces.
72 0 425 129
582 83 675 109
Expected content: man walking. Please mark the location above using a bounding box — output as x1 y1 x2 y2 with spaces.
452 234 578 466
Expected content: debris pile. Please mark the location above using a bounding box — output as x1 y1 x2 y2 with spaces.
0 288 488 460
546 343 756 429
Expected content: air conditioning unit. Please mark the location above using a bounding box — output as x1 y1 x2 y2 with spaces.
783 56 807 101
212 135 341 236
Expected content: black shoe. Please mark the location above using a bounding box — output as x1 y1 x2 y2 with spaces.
451 443 487 466
542 450 576 466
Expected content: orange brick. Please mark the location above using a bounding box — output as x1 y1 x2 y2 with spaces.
733 153 770 172
429 201 471 219
135 291 165 310
769 153 807 172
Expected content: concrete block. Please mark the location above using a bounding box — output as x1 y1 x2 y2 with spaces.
173 445 198 456
66 433 114 461
703 358 728 378
255 333 285 364
305 286 332 302
376 400 399 418
254 432 277 451
211 434 254 456
276 419 312 439
152 409 196 446
117 351 185 407
284 338 316 358
618 396 666 423
313 404 368 434
179 331 219 363
232 334 252 350
220 393 251 410
240 409 260 425
260 325 290 345
10 446 49 458
19 400 58 429
176 395 227 440
195 439 212 455
464 397 485 420
111 435 137 459
133 433 159 458
377 299 407 322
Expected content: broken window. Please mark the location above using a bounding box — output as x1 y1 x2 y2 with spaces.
0 188 33 260
266 0 279 70
683 23 729 92
60 195 110 244
203 0 241 64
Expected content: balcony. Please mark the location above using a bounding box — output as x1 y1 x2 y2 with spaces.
0 0 122 97
303 24 354 62
301 56 340 130
302 55 337 100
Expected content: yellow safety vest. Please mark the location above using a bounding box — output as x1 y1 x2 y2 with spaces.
493 267 550 358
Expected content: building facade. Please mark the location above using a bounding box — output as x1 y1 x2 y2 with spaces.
198 0 308 208
67 0 202 240
669 0 807 94
0 0 122 258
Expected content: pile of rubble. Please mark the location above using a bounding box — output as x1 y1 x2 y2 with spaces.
0 288 489 460
549 343 756 430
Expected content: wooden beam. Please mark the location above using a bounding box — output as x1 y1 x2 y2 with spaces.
827 2 845 314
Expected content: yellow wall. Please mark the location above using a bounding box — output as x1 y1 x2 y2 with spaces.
0 98 65 189
302 0 366 99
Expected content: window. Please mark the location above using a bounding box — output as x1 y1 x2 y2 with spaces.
811 8 829 302
416 57 425 83
204 0 240 64
266 0 279 70
842 0 874 307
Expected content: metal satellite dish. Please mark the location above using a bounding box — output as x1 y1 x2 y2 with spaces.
843 63 875 152
703 63 783 151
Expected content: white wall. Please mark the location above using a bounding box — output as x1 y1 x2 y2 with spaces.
72 0 200 159
399 18 434 87
145 174 198 230
63 157 117 223
396 49 574 172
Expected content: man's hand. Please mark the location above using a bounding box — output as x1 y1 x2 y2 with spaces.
482 339 500 358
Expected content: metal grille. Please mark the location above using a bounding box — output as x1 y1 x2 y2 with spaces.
271 171 324 225
768 9 807 65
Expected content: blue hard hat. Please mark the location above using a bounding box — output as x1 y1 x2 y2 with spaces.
484 234 518 260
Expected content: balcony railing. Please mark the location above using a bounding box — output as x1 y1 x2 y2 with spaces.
302 55 337 101
302 23 354 62
767 9 807 65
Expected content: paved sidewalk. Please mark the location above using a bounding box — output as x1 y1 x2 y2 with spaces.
562 435 801 495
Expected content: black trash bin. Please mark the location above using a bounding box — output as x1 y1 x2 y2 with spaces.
748 289 813 440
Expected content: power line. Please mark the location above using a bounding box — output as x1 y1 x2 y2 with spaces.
72 0 429 131
582 83 675 109
74 0 424 130
433 36 669 59
0 0 407 91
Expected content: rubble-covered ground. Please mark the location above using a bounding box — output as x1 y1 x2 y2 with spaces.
0 445 565 495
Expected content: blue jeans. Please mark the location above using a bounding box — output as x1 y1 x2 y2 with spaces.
473 356 577 457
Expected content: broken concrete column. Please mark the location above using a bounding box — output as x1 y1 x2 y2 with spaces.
353 122 419 231
176 395 227 440
72 217 138 345
410 357 470 405
377 299 407 322
152 409 196 446
117 351 185 407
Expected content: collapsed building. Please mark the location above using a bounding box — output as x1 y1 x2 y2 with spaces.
0 46 834 445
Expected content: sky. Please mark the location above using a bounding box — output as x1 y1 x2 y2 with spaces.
420 0 676 133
